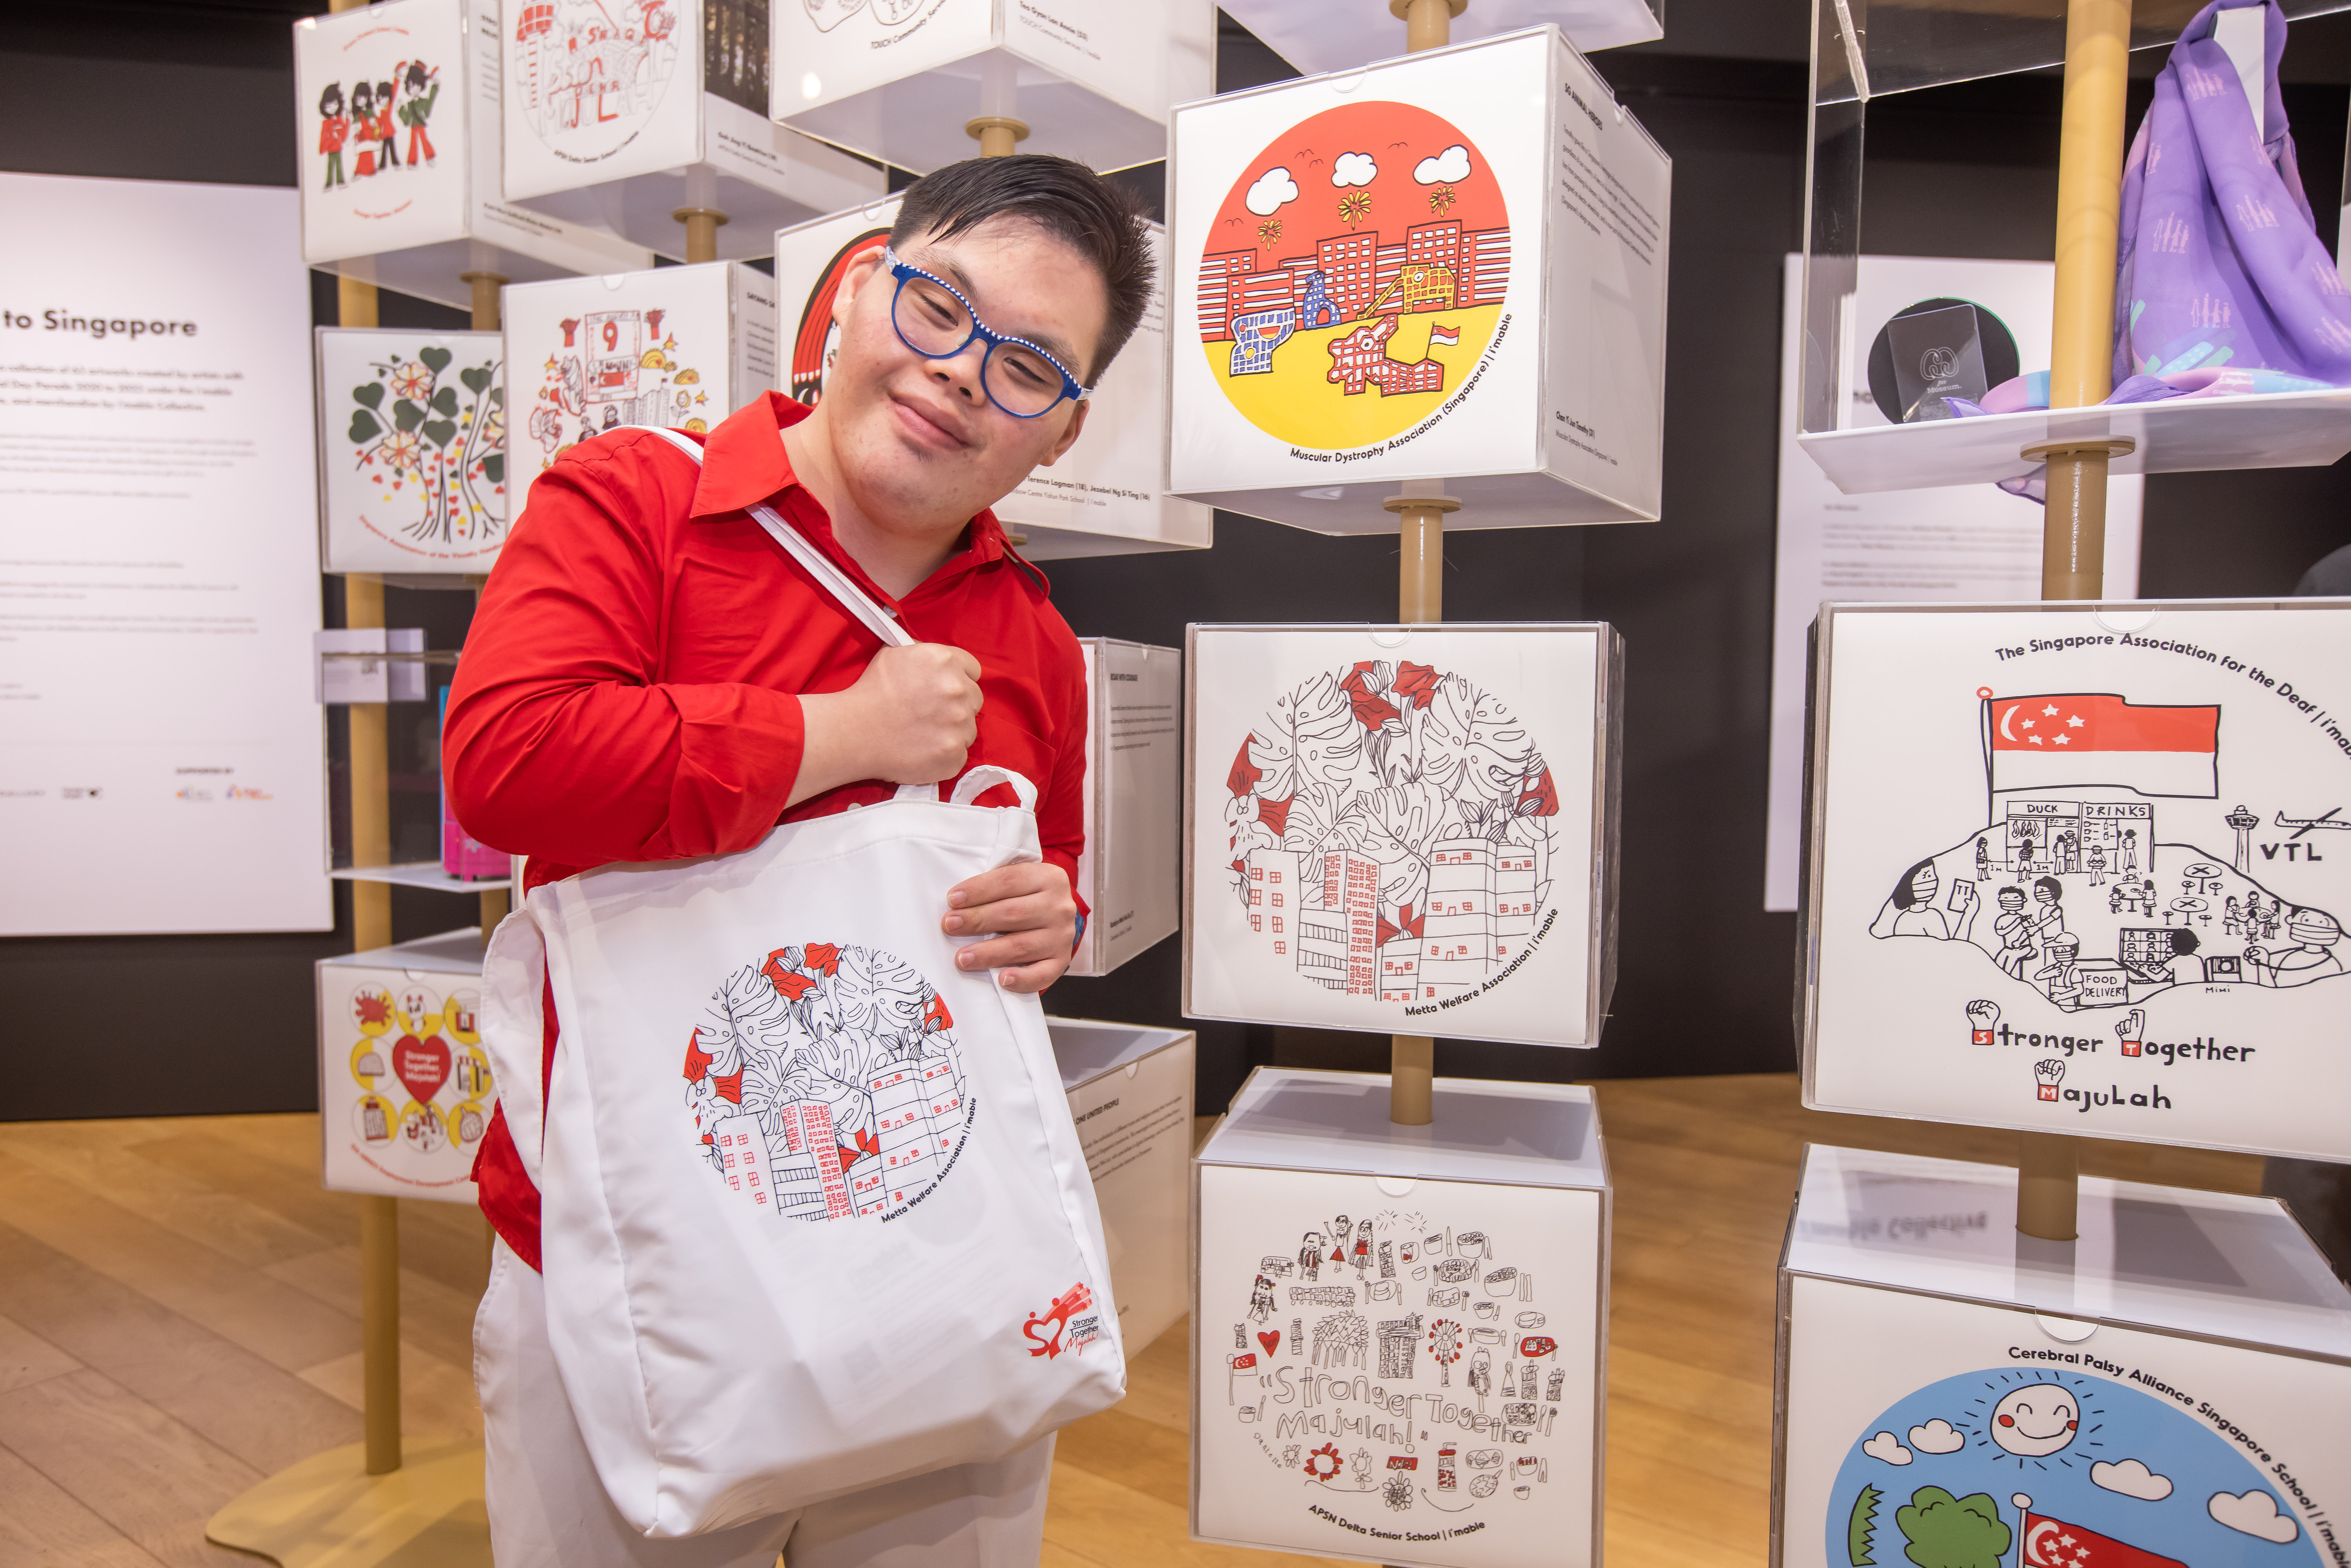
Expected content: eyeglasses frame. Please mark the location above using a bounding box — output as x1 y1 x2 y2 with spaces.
877 246 1091 420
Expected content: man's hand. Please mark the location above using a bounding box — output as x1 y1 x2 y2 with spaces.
944 861 1077 994
794 642 982 806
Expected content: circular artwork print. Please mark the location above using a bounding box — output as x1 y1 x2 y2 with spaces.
789 227 889 407
1829 1366 2319 1566
335 978 488 1190
1222 1213 1566 1528
1223 660 1558 1006
1197 101 1509 451
684 942 971 1223
509 0 683 165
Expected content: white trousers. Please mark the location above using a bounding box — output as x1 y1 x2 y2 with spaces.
475 1239 1057 1568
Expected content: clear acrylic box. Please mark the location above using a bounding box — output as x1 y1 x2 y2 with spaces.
1047 1017 1196 1354
1213 0 1660 76
1192 1067 1609 1568
317 926 494 1202
1773 1144 2351 1568
1069 639 1183 978
317 642 511 892
1795 0 2351 495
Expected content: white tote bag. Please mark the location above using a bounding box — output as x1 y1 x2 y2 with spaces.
479 428 1125 1538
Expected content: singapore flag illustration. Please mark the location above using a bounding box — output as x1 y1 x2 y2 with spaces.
1987 693 2220 797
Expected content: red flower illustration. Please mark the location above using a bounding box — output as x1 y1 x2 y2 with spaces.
1257 793 1296 838
1340 661 1402 731
1303 1443 1344 1481
1393 661 1442 708
802 942 842 977
1517 764 1559 817
713 1068 744 1104
922 991 953 1033
1228 737 1265 797
682 1028 715 1083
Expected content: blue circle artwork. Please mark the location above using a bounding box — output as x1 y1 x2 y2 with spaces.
1827 1365 2317 1566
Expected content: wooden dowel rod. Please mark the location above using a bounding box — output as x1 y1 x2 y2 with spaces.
360 1195 402 1474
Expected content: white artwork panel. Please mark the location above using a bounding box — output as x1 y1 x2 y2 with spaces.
1780 1276 2351 1568
319 952 496 1201
295 0 471 263
1804 601 2351 1163
1055 1024 1192 1353
1186 625 1617 1048
773 201 1208 558
1071 640 1182 978
1167 28 1669 532
503 262 773 472
316 328 508 574
1195 1164 1602 1567
501 0 699 201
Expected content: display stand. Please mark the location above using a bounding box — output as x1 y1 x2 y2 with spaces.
1192 1068 1610 1567
1047 1018 1197 1350
770 0 1212 176
498 0 884 267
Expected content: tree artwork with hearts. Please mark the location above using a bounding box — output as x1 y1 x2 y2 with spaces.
345 340 506 552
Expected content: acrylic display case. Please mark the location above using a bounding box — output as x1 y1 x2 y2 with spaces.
1794 0 2351 494
1069 638 1183 979
1185 622 1621 1048
1800 599 2351 1164
294 0 650 308
1773 1144 2351 1568
316 636 510 893
1047 1017 1195 1354
1192 1068 1609 1568
317 926 497 1202
1214 0 1661 75
1167 27 1669 533
773 199 1211 560
502 262 773 471
500 0 884 263
314 327 509 577
771 0 1213 176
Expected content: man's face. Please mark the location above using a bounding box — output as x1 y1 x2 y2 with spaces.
822 216 1107 538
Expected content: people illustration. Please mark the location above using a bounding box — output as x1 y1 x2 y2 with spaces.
2119 828 2139 876
370 76 400 173
350 82 379 177
1871 859 1965 939
2224 894 2243 935
1974 837 1989 881
2032 933 2085 1010
2085 841 2106 884
2163 927 2206 984
2247 907 2346 987
1990 886 2036 978
398 61 438 166
317 83 349 188
2027 875 2066 956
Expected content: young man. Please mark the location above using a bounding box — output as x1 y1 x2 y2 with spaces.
444 156 1156 1568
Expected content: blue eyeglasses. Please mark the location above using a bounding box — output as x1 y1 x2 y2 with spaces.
880 246 1090 420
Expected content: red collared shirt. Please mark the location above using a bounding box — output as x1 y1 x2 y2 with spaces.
446 392 1089 1269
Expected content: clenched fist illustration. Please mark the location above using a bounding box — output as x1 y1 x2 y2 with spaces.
2034 1058 2067 1101
1965 999 2000 1045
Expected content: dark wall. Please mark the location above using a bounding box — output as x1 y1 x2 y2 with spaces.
7 5 2351 1121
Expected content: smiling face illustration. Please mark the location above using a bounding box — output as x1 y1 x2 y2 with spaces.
1989 1384 2080 1456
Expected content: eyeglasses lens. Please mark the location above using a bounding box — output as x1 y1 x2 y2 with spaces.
893 272 1068 418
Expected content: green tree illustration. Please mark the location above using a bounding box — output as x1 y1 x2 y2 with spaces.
1894 1487 2011 1568
346 344 507 548
1848 1483 1882 1565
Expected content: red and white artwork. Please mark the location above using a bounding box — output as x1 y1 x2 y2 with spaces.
683 941 971 1223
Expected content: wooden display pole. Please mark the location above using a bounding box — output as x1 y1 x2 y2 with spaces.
674 207 728 264
966 116 1031 158
460 268 514 948
2016 0 2133 1243
1382 2 1466 1128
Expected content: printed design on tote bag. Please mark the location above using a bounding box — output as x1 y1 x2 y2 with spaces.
789 226 890 407
1223 1213 1564 1531
1197 101 1508 451
509 0 682 165
312 44 443 204
1866 692 2347 1014
1225 661 1558 1007
527 306 710 467
1829 1366 2322 1566
342 342 507 557
341 980 493 1186
685 943 973 1222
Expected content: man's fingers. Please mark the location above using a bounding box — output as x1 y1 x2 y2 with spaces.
947 863 1054 908
955 927 1065 972
995 958 1066 995
943 890 1064 937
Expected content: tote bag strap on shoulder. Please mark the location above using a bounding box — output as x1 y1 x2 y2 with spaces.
627 425 912 650
627 427 1036 811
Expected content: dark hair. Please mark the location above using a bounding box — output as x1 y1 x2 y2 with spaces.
2033 875 2063 903
889 156 1154 385
1891 859 1938 910
406 61 428 92
1997 884 2026 903
2170 928 2200 954
319 82 344 116
352 80 374 114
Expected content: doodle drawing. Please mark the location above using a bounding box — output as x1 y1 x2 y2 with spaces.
341 341 506 557
529 306 709 467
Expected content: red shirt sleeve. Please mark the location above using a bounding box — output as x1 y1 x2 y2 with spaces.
444 436 807 867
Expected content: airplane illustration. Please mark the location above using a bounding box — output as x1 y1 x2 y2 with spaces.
2277 808 2351 838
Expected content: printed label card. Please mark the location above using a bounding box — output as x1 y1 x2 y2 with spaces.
775 203 1209 559
1780 1275 2351 1568
1167 27 1668 533
315 328 507 574
1186 624 1619 1048
1804 601 2351 1162
1071 640 1183 978
319 959 496 1200
296 0 471 262
500 0 882 261
502 262 775 473
772 0 1212 175
1195 1163 1603 1567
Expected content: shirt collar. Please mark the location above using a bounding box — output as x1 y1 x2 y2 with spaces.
690 392 1028 597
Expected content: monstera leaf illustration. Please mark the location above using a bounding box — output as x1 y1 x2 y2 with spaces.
1250 672 1362 803
1417 675 1532 800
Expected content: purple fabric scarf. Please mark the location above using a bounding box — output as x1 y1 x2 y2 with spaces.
2115 0 2351 386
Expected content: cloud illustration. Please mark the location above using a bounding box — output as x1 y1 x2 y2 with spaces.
2090 1459 2173 1501
1244 168 1299 217
1907 1420 1965 1455
1331 151 1377 188
2209 1490 2299 1543
1861 1431 1913 1466
1413 144 1472 185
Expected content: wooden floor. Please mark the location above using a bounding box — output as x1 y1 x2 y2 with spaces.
0 1077 2264 1566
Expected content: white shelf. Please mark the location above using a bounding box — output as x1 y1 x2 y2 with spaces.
1217 0 1661 71
1797 386 2351 495
331 862 510 895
